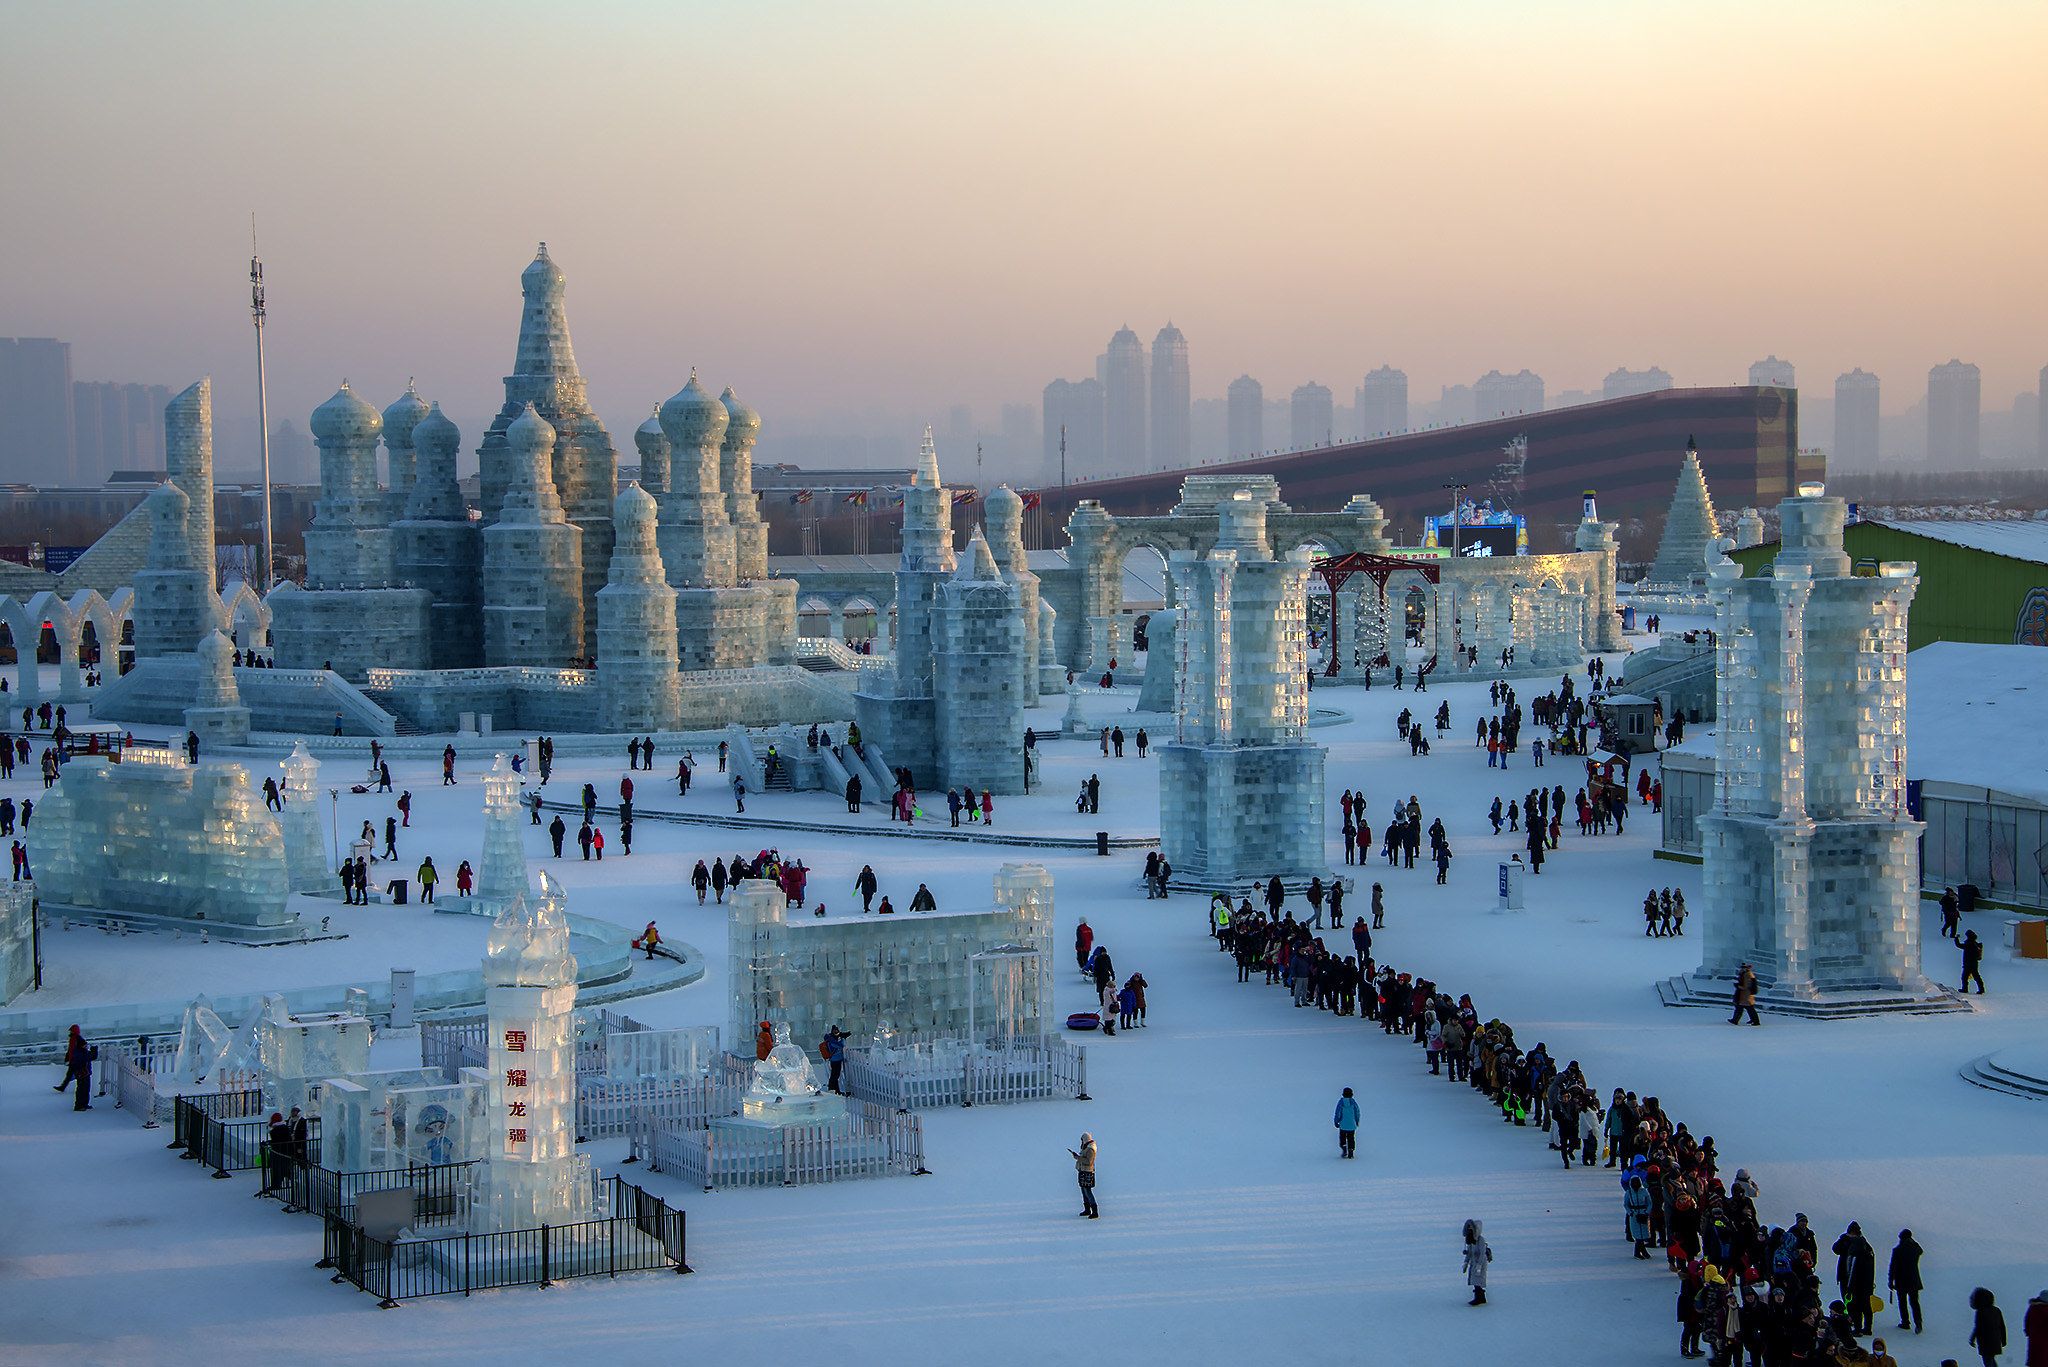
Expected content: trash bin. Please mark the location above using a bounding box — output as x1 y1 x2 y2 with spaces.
385 878 408 905
1096 831 1109 857
1959 883 1980 916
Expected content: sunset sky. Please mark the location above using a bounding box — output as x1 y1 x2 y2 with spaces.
4 1 2043 464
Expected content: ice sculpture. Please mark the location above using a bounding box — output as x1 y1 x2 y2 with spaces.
604 1025 720 1082
1158 492 1327 889
260 1003 373 1114
856 431 1032 791
0 884 35 1006
168 993 275 1086
467 869 595 1232
35 750 303 939
184 629 250 746
471 753 531 921
737 1022 846 1125
321 1069 487 1173
728 863 1054 1045
276 742 329 894
1687 484 1947 1011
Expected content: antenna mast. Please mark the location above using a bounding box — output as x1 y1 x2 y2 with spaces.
251 215 275 592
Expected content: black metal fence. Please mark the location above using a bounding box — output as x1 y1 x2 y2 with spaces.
322 1175 689 1306
261 1149 476 1224
169 1092 326 1180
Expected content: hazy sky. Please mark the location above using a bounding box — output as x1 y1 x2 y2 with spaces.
4 0 2044 467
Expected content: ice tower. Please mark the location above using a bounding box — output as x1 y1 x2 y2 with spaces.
474 245 617 658
633 405 669 498
1572 490 1627 650
392 402 484 668
482 404 584 666
163 378 216 576
183 629 250 747
983 485 1055 699
473 754 534 922
468 868 594 1231
934 530 1029 792
276 741 329 894
1682 484 1953 1013
1158 491 1327 890
268 382 432 678
596 484 682 732
1646 438 1721 587
129 481 215 660
380 382 429 517
854 429 958 784
650 370 795 670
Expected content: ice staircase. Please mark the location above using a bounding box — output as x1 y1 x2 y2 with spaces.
1656 972 1972 1019
1960 1045 2048 1100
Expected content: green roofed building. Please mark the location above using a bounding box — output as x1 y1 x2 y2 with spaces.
1732 518 2048 650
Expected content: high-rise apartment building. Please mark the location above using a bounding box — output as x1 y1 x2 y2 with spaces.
71 380 170 481
1474 368 1544 420
1833 369 1881 469
1748 355 1796 388
1926 359 1981 466
1042 377 1106 484
1604 366 1675 400
1226 375 1263 458
1357 366 1408 439
1149 324 1190 473
1102 326 1148 474
2039 364 2048 466
1290 382 1334 449
0 337 77 482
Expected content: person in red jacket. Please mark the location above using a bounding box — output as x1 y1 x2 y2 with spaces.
2024 1289 2048 1367
1075 917 1094 971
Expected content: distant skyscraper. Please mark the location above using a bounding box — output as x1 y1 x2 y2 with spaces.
1149 323 1190 473
1927 359 1982 466
1834 369 1881 469
1103 325 1148 473
1433 384 1476 428
1357 366 1408 439
1042 377 1105 484
2039 364 2048 466
1226 375 1263 458
0 337 77 482
1748 355 1796 388
69 380 169 482
1604 366 1675 400
1474 369 1544 419
1290 382 1334 449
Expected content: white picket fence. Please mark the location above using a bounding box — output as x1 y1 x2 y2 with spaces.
421 1009 653 1083
580 1074 740 1143
102 1040 257 1126
842 1035 1088 1110
646 1098 925 1190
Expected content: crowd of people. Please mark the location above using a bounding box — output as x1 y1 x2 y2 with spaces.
1073 917 1149 1036
1201 874 2046 1364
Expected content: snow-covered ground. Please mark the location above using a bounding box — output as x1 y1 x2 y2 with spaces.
3 632 2045 1366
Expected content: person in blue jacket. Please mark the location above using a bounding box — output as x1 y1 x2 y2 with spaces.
820 1026 847 1095
1334 1087 1360 1158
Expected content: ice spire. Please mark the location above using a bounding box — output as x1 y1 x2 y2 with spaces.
1647 437 1721 585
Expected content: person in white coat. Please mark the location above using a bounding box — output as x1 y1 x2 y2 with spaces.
1463 1219 1492 1305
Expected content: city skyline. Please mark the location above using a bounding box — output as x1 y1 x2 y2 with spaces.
2 2 2044 477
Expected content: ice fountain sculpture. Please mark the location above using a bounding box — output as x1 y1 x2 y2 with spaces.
738 1022 847 1126
277 742 330 895
467 869 595 1232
